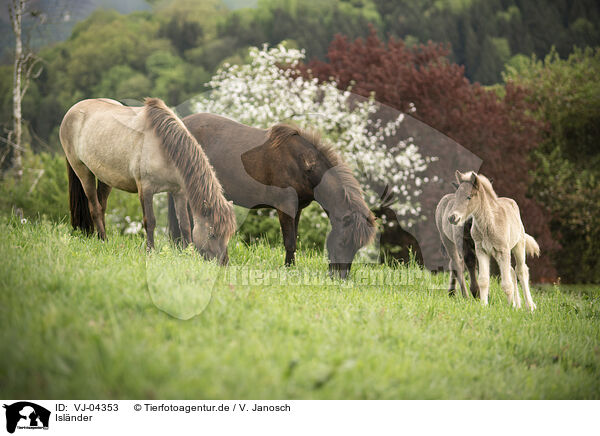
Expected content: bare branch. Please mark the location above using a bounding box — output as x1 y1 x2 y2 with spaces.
0 131 13 168
0 135 26 152
20 55 43 100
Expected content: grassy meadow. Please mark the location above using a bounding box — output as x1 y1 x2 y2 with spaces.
0 215 599 399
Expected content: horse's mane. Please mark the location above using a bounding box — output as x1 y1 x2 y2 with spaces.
144 98 236 238
459 171 497 200
268 124 376 248
475 174 497 200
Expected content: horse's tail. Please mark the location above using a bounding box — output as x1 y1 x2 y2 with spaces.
67 159 94 234
525 233 540 258
143 98 236 239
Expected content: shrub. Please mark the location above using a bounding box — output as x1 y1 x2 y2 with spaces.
504 47 600 282
0 151 148 235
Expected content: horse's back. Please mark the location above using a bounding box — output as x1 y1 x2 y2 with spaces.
183 113 268 155
182 113 289 209
498 196 526 242
60 99 146 193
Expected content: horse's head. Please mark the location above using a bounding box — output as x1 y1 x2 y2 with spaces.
448 170 482 226
314 165 376 280
192 217 230 265
276 127 376 279
326 209 376 279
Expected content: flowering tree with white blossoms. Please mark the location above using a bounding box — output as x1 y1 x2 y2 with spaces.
194 44 432 227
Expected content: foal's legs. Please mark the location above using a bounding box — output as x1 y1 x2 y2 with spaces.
138 187 156 251
475 244 490 305
449 247 470 298
172 192 192 246
513 241 536 311
495 250 516 307
278 209 298 266
97 180 112 235
447 260 458 296
464 244 480 298
71 162 106 240
440 237 457 296
511 267 522 308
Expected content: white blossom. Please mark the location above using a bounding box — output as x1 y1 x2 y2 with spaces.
194 45 432 227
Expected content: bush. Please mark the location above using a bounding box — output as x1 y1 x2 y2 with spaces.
0 151 148 235
504 47 600 282
0 152 69 222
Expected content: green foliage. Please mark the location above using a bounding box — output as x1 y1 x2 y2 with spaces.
0 151 148 235
217 0 381 60
0 152 69 222
1 217 599 398
373 0 600 84
235 202 330 251
504 47 600 282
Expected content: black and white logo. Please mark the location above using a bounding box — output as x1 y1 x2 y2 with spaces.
3 402 50 434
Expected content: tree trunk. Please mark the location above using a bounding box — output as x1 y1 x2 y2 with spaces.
11 0 24 179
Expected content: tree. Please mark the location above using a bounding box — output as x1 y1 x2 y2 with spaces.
301 30 559 280
4 0 43 178
504 47 600 282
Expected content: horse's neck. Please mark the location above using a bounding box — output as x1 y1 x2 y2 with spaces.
312 169 348 219
472 191 497 234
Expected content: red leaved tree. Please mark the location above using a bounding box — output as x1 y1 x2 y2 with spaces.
300 29 558 281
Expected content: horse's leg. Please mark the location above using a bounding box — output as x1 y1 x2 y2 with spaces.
138 187 156 251
294 209 301 242
97 180 112 236
464 242 479 298
447 260 458 296
513 241 536 311
74 164 106 240
173 192 192 246
511 267 522 308
441 237 457 296
495 250 516 308
449 246 469 298
475 244 490 305
278 209 297 266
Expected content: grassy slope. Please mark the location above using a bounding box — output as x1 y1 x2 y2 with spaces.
0 217 599 399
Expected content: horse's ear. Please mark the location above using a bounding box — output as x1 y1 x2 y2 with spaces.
489 177 494 184
470 172 479 188
455 170 463 183
452 182 459 189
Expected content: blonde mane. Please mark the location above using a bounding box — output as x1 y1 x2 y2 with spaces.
144 98 236 239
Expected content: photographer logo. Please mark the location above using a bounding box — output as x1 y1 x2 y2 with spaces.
3 402 50 434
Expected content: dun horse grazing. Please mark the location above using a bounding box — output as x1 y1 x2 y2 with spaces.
435 191 479 298
60 98 236 263
168 113 376 279
447 171 540 310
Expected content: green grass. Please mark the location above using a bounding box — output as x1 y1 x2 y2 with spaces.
1 216 599 399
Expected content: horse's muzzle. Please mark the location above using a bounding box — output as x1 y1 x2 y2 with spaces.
448 214 461 225
329 263 350 280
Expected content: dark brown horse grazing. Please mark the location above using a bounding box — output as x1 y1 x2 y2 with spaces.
168 113 376 279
